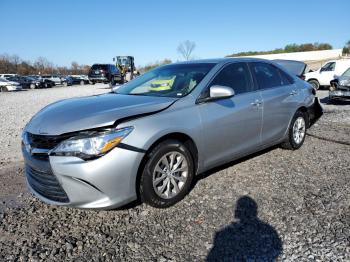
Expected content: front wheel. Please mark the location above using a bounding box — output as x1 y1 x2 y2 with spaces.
140 140 194 208
281 111 307 150
308 80 320 90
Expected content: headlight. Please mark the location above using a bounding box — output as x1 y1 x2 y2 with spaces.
51 127 133 160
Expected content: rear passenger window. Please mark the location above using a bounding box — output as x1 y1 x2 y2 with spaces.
278 68 294 85
210 62 252 95
251 62 283 89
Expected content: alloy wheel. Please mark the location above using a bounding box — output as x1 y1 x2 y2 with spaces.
293 117 306 144
152 151 189 199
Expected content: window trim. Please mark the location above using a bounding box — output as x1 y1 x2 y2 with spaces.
196 61 255 103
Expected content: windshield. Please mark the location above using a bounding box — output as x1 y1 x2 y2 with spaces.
117 57 130 66
114 63 215 98
342 67 350 77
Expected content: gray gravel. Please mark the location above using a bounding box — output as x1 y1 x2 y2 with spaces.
0 86 349 261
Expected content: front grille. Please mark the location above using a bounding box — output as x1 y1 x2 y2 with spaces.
27 133 71 149
26 165 69 203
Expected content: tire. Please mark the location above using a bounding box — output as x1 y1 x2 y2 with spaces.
140 139 195 208
91 81 95 85
80 80 85 85
109 77 116 87
119 76 125 84
0 86 8 92
308 79 320 90
281 111 308 150
29 83 36 89
63 82 68 87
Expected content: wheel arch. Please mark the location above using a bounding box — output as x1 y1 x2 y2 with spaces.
135 132 199 200
307 78 319 83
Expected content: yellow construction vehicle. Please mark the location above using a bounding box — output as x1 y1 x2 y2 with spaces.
113 56 140 83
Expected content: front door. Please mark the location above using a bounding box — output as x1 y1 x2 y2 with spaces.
198 62 263 169
318 62 336 86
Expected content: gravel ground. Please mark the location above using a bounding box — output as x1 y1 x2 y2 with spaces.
0 87 349 261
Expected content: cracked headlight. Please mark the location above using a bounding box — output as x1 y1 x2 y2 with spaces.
51 127 133 160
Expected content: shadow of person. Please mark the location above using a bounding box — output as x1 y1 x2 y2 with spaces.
207 196 282 262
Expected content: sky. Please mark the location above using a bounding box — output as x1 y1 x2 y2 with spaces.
0 0 349 67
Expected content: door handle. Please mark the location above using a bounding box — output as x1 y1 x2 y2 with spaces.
289 90 297 96
251 99 262 106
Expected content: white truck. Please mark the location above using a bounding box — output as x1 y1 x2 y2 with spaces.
305 59 350 89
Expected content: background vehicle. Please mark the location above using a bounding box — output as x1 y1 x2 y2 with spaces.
88 64 122 85
273 59 309 80
114 56 140 83
28 75 55 88
22 58 322 209
64 76 89 85
5 76 36 89
0 74 17 78
41 75 66 86
305 59 350 89
0 77 22 92
329 67 350 101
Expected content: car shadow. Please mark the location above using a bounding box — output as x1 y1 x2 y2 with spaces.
192 146 277 189
320 96 350 106
206 196 283 261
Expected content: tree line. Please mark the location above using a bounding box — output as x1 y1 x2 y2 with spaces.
226 42 333 57
0 54 91 75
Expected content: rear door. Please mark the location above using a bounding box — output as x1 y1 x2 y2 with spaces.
250 62 299 145
198 62 263 168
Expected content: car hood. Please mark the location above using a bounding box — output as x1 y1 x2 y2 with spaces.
338 76 350 86
26 93 177 135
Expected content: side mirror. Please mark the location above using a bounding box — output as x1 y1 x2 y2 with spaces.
209 85 235 100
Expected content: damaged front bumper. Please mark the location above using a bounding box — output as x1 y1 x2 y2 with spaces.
307 97 323 127
329 89 350 101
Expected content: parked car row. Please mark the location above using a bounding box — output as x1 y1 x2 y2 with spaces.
0 74 91 92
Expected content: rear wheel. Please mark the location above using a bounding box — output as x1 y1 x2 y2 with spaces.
29 83 36 89
281 111 307 150
140 140 194 208
308 79 320 90
0 86 8 92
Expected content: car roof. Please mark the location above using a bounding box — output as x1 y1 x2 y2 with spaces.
172 57 274 65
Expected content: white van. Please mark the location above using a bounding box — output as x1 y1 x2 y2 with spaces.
305 59 350 89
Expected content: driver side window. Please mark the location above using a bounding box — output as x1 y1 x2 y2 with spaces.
209 62 252 95
321 62 335 72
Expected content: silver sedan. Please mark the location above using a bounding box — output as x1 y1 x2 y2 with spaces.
22 58 322 209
